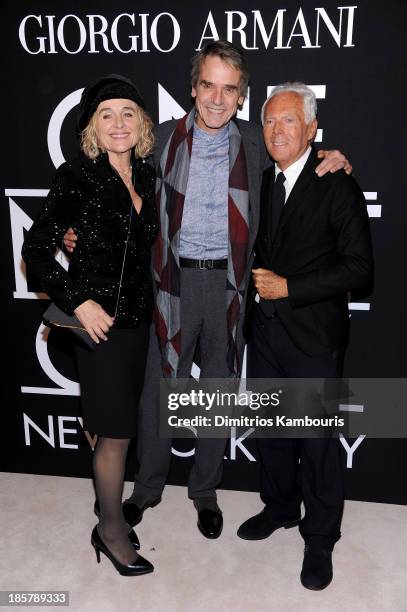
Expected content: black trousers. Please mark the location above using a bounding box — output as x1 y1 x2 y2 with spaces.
248 304 344 550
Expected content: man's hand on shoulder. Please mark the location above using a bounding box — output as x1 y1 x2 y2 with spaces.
316 149 352 177
63 227 77 253
252 268 288 300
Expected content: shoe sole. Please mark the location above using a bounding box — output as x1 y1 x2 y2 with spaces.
116 565 154 577
237 518 301 541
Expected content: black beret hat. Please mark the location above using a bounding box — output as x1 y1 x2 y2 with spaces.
77 74 145 132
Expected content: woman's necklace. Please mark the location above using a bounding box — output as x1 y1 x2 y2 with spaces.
113 162 141 212
115 165 132 189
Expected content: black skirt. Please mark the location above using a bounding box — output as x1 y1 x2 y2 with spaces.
74 325 149 438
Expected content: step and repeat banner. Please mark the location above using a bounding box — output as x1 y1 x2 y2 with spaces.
2 2 406 504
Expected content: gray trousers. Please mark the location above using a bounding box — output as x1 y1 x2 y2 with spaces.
129 269 231 506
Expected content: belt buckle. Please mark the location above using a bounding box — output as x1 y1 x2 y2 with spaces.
198 259 214 269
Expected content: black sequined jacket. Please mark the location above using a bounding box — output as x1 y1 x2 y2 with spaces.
22 152 158 328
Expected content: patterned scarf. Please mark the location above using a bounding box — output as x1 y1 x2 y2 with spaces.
154 109 249 377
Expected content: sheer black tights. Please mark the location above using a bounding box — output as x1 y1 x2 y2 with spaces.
93 436 137 565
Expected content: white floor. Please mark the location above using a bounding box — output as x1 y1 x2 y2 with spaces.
1 472 406 612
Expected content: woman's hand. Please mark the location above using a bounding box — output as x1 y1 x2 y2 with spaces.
74 300 114 344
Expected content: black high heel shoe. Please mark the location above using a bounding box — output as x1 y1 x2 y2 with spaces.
91 526 154 576
93 501 140 549
127 528 140 550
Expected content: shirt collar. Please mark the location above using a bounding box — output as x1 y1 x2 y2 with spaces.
275 146 312 188
193 118 230 141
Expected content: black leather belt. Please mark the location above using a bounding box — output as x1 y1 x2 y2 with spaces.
179 257 228 270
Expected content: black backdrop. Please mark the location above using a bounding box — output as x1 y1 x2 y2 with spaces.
2 1 407 504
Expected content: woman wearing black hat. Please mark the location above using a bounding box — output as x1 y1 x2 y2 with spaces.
22 75 158 576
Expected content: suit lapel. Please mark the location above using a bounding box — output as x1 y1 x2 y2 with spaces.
254 166 275 267
275 148 319 237
265 166 276 252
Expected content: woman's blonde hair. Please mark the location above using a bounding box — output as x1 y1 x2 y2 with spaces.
81 103 154 160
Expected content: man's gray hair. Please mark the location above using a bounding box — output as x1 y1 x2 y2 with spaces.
261 82 317 125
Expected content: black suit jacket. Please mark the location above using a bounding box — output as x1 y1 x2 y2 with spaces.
248 147 373 356
22 153 158 326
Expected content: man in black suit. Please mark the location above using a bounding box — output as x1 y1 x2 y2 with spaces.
237 82 373 590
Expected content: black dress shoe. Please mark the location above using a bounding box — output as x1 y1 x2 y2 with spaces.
122 502 144 527
94 499 144 528
300 545 333 590
91 526 153 577
237 509 300 540
196 508 223 539
122 497 161 527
